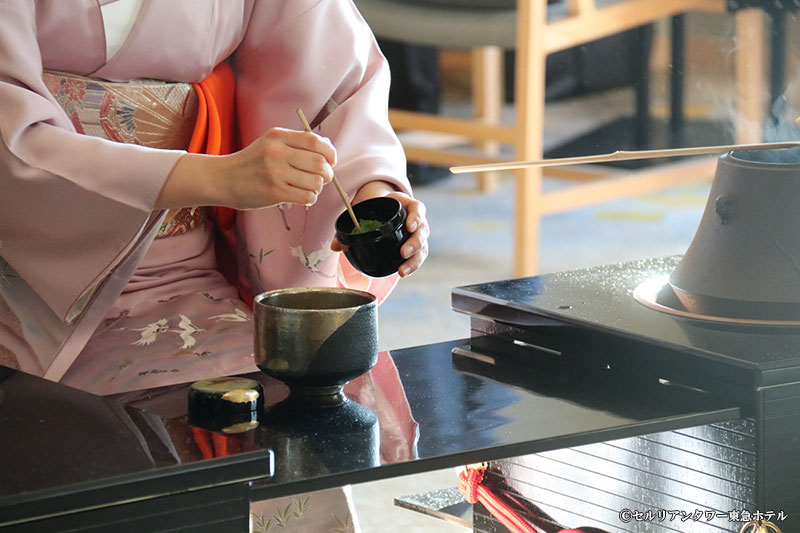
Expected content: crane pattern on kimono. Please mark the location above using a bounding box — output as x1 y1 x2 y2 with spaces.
123 309 251 349
209 308 250 322
129 318 169 346
127 315 201 349
172 314 203 349
277 202 336 278
290 239 335 278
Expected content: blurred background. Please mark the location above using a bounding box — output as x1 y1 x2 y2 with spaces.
346 5 800 531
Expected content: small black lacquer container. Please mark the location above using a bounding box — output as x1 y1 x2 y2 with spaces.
335 197 411 278
187 377 264 433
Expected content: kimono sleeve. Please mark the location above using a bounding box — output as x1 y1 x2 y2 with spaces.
0 1 185 324
233 0 411 198
229 0 412 298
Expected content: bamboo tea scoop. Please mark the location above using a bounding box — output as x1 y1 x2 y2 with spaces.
449 141 800 174
296 108 362 233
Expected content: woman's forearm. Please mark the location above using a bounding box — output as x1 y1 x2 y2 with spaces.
154 128 336 211
156 153 222 210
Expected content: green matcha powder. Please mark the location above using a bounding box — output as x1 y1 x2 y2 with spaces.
351 219 384 234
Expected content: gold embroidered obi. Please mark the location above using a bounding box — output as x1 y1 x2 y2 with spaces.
42 71 205 238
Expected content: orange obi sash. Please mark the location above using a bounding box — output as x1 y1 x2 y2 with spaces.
187 63 238 232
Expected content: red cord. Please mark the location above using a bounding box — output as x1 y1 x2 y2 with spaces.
459 464 483 505
458 465 540 533
458 465 604 533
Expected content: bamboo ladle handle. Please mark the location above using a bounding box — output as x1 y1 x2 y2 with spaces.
449 141 800 174
296 108 361 233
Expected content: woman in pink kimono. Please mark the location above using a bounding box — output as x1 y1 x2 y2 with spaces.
0 1 428 531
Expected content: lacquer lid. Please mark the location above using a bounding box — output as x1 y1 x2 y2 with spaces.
188 377 264 433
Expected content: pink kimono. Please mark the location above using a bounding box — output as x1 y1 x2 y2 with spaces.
0 0 410 391
0 1 414 531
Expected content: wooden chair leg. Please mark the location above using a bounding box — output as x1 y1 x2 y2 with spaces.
735 8 766 144
513 0 547 277
472 46 504 192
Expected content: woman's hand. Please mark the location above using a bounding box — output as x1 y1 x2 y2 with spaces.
157 127 336 210
331 183 430 278
388 190 430 278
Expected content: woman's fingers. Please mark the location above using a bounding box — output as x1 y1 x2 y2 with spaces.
399 238 429 277
403 197 427 234
287 156 333 192
387 192 429 239
278 185 319 207
252 128 338 206
401 220 429 259
383 192 430 277
280 129 336 185
283 170 325 196
283 129 337 166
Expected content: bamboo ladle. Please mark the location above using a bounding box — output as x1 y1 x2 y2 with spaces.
449 141 800 174
296 108 362 233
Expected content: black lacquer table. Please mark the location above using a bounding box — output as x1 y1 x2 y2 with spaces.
0 367 271 532
0 301 741 533
452 256 800 533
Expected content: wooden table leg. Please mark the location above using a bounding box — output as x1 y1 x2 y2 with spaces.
513 0 546 277
472 46 504 193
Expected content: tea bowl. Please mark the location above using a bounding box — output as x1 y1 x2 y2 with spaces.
253 287 378 403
